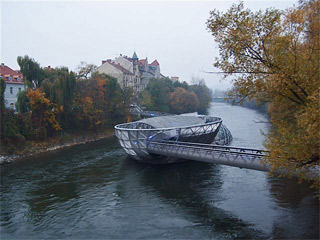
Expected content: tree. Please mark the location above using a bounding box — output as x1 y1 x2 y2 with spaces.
189 84 212 114
72 73 129 131
76 61 97 79
207 1 319 185
41 67 76 128
16 90 29 113
143 78 173 112
17 55 45 88
168 87 199 114
172 80 189 90
27 89 61 139
139 90 154 110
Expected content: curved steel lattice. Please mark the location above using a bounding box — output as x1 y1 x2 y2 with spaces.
115 116 222 161
213 124 233 145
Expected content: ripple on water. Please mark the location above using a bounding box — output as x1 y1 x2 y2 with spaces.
0 105 319 239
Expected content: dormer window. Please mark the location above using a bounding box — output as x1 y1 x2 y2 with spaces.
17 77 21 82
8 76 12 81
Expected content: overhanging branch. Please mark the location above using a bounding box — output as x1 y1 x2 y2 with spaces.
201 70 274 74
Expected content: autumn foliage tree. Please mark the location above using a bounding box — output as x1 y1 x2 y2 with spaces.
168 87 199 114
72 73 130 131
139 78 212 114
2 57 131 153
27 89 61 140
41 67 76 129
207 0 319 185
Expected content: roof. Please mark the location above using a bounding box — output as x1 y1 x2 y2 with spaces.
138 59 146 66
0 64 24 84
132 51 138 60
107 60 134 75
138 115 205 129
150 60 159 66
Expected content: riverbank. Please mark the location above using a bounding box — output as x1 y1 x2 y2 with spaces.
0 129 114 165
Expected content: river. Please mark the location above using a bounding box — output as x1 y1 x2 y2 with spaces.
1 102 319 239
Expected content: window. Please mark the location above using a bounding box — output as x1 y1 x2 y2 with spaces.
10 103 14 109
18 88 21 93
10 87 13 94
8 76 12 81
17 77 21 82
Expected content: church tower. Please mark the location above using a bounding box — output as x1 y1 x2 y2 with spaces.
132 51 142 92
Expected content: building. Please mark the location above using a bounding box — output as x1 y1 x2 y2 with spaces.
97 59 135 90
0 63 25 110
97 52 162 92
138 57 161 89
170 76 179 82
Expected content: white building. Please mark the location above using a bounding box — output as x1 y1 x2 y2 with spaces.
96 59 136 90
97 52 162 93
0 63 25 110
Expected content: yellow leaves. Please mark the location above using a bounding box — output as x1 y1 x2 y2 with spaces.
208 1 319 188
26 89 61 133
71 77 112 130
83 96 93 114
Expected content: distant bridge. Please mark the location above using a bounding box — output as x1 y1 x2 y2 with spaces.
212 97 226 102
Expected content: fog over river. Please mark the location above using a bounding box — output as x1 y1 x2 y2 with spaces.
1 102 319 239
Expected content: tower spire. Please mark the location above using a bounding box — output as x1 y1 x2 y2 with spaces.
132 51 138 60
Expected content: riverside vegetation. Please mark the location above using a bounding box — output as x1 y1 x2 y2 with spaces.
0 57 131 155
0 56 212 156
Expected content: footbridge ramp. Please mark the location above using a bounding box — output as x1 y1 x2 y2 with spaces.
147 140 270 172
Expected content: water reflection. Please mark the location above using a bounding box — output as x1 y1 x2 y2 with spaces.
268 177 316 208
118 158 267 239
1 103 319 239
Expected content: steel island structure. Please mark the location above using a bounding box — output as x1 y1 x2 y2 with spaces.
115 115 225 164
115 113 319 179
114 113 272 172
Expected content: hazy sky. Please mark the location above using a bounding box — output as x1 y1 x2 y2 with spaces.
2 0 296 90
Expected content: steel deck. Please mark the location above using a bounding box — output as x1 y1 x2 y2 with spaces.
147 140 270 171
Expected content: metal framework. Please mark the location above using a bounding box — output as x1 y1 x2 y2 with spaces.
115 116 222 161
147 140 270 172
115 112 319 177
213 124 233 145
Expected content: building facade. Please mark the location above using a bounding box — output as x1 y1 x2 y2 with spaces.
0 63 25 110
97 52 162 92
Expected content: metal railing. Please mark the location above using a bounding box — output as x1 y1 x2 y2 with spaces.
147 140 270 172
114 118 222 160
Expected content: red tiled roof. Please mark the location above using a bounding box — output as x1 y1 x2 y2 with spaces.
107 60 134 75
0 64 24 84
150 60 159 66
138 59 146 66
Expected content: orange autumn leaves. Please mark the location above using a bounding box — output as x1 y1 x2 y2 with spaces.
168 87 199 114
27 89 62 134
207 0 319 186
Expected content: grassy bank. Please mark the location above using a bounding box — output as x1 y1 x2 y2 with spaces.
0 128 115 165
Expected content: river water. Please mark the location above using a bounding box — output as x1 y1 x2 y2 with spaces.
1 102 319 239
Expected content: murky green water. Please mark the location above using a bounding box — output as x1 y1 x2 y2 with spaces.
1 102 319 239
